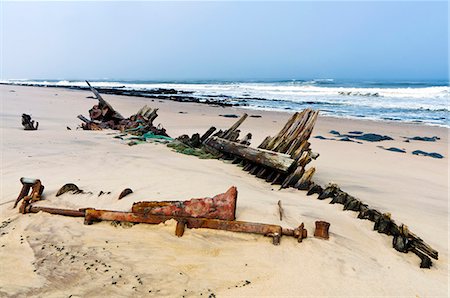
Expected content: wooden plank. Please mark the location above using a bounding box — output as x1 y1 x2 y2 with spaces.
205 137 295 173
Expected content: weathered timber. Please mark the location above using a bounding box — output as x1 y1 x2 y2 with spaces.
205 137 295 173
86 81 124 120
222 114 248 140
295 167 316 190
280 166 304 189
200 127 217 143
132 186 237 221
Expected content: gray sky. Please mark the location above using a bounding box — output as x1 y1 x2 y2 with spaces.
1 1 448 81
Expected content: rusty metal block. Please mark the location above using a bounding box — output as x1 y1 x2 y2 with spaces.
314 221 330 240
132 186 237 220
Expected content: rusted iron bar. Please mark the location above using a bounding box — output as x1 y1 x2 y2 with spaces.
25 205 86 217
84 208 307 245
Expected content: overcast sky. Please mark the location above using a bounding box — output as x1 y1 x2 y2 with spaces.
1 1 448 81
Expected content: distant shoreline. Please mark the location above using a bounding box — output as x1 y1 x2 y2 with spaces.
2 81 448 128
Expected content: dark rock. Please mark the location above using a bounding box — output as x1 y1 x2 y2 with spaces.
348 131 364 135
412 150 444 159
352 133 393 142
378 146 406 153
219 114 239 118
406 136 440 142
329 130 341 136
385 147 406 153
314 135 328 140
249 115 262 118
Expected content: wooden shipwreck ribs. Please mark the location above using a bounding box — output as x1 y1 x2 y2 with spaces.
77 81 168 137
201 108 320 189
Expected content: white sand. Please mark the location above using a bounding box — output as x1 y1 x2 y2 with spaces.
0 85 448 296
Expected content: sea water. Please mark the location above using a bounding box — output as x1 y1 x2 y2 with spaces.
3 79 449 127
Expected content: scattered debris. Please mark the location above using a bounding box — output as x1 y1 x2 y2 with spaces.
22 114 39 130
412 150 444 159
314 221 330 240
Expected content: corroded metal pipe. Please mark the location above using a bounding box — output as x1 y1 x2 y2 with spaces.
26 205 85 217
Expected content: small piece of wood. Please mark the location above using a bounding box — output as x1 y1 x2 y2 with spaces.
222 114 248 140
277 200 284 221
200 127 216 143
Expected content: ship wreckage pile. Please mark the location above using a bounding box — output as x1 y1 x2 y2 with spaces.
14 82 438 269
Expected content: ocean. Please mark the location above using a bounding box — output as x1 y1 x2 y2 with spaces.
2 79 449 127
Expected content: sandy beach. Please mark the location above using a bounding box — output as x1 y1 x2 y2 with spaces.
0 84 448 297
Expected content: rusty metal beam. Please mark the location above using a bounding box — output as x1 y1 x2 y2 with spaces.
84 208 307 245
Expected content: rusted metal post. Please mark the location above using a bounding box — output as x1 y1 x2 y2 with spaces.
314 221 330 240
175 220 186 237
14 178 44 211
